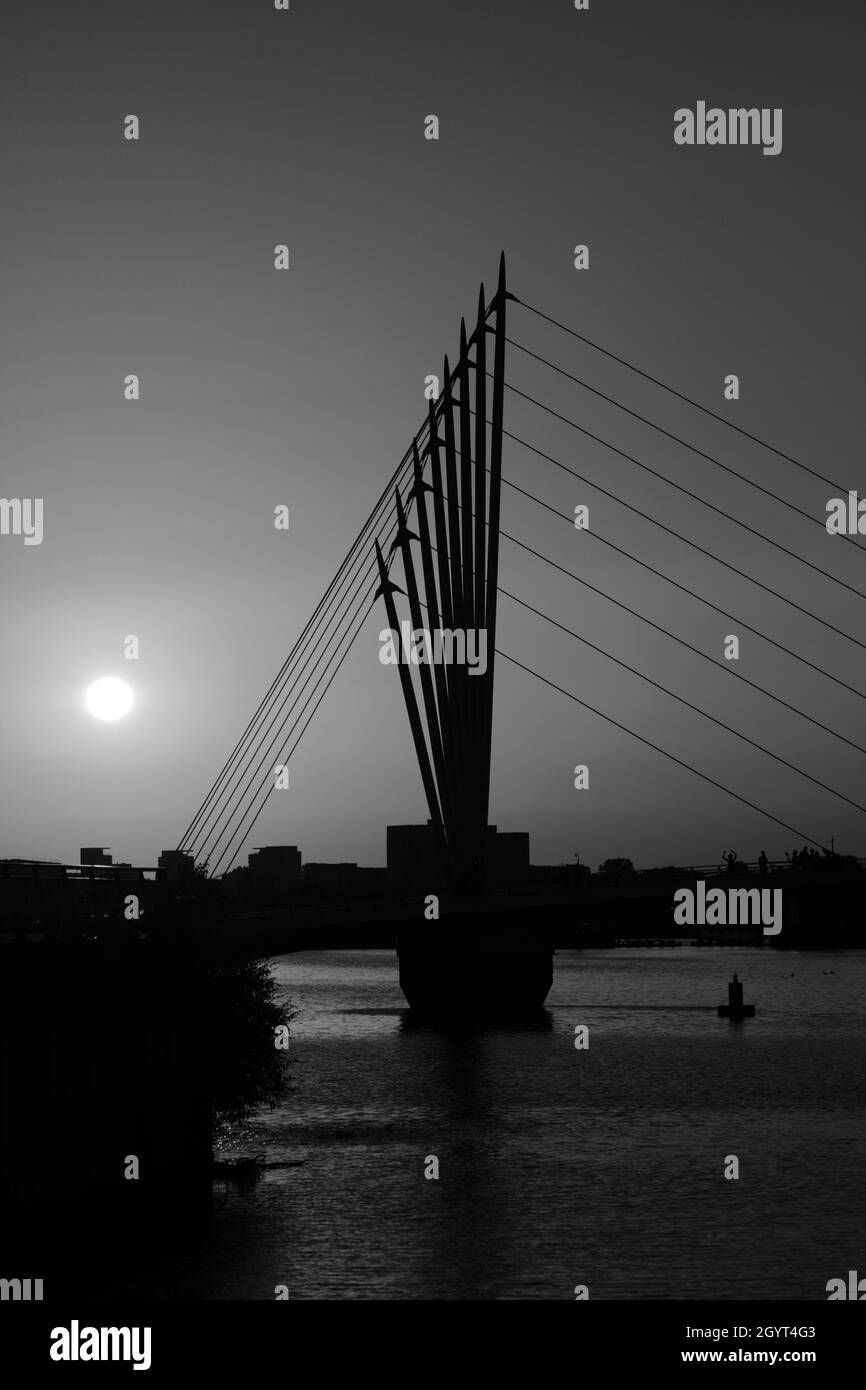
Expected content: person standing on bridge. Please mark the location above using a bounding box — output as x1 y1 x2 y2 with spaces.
758 850 768 877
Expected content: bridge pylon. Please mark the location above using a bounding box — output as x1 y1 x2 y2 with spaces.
375 256 554 1011
374 254 511 893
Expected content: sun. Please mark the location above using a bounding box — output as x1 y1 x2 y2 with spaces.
85 676 134 722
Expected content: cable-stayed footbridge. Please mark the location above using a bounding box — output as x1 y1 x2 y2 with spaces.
167 254 865 1003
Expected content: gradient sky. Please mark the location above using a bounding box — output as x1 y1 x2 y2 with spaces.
1 0 864 872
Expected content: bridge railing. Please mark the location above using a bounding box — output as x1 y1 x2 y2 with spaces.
0 862 158 880
0 863 160 934
629 858 866 879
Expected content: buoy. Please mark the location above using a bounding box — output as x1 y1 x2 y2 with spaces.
718 971 755 1019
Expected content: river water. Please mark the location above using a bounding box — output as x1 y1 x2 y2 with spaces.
137 947 866 1300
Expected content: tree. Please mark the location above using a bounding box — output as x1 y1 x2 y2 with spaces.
201 957 291 1132
597 857 635 881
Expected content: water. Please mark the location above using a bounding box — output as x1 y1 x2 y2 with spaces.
137 948 866 1300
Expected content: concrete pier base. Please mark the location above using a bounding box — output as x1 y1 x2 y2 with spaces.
397 929 554 1012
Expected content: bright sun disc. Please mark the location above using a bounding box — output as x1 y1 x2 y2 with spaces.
85 677 134 722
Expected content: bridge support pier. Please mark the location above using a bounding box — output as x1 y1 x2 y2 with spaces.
396 928 553 1012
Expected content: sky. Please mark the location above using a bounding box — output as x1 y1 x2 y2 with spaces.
1 0 864 872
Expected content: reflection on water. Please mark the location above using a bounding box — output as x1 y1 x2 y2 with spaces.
129 948 866 1300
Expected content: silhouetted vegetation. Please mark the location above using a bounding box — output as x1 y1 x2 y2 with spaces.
177 866 292 1138
597 857 635 881
202 956 290 1131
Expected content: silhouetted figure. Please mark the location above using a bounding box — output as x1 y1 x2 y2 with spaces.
722 850 738 875
758 850 768 876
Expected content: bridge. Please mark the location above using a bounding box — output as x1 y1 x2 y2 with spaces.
6 259 863 967
3 258 864 1238
195 857 866 958
169 256 862 993
171 256 866 903
3 853 862 951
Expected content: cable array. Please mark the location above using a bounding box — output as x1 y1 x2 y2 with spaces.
179 285 863 870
